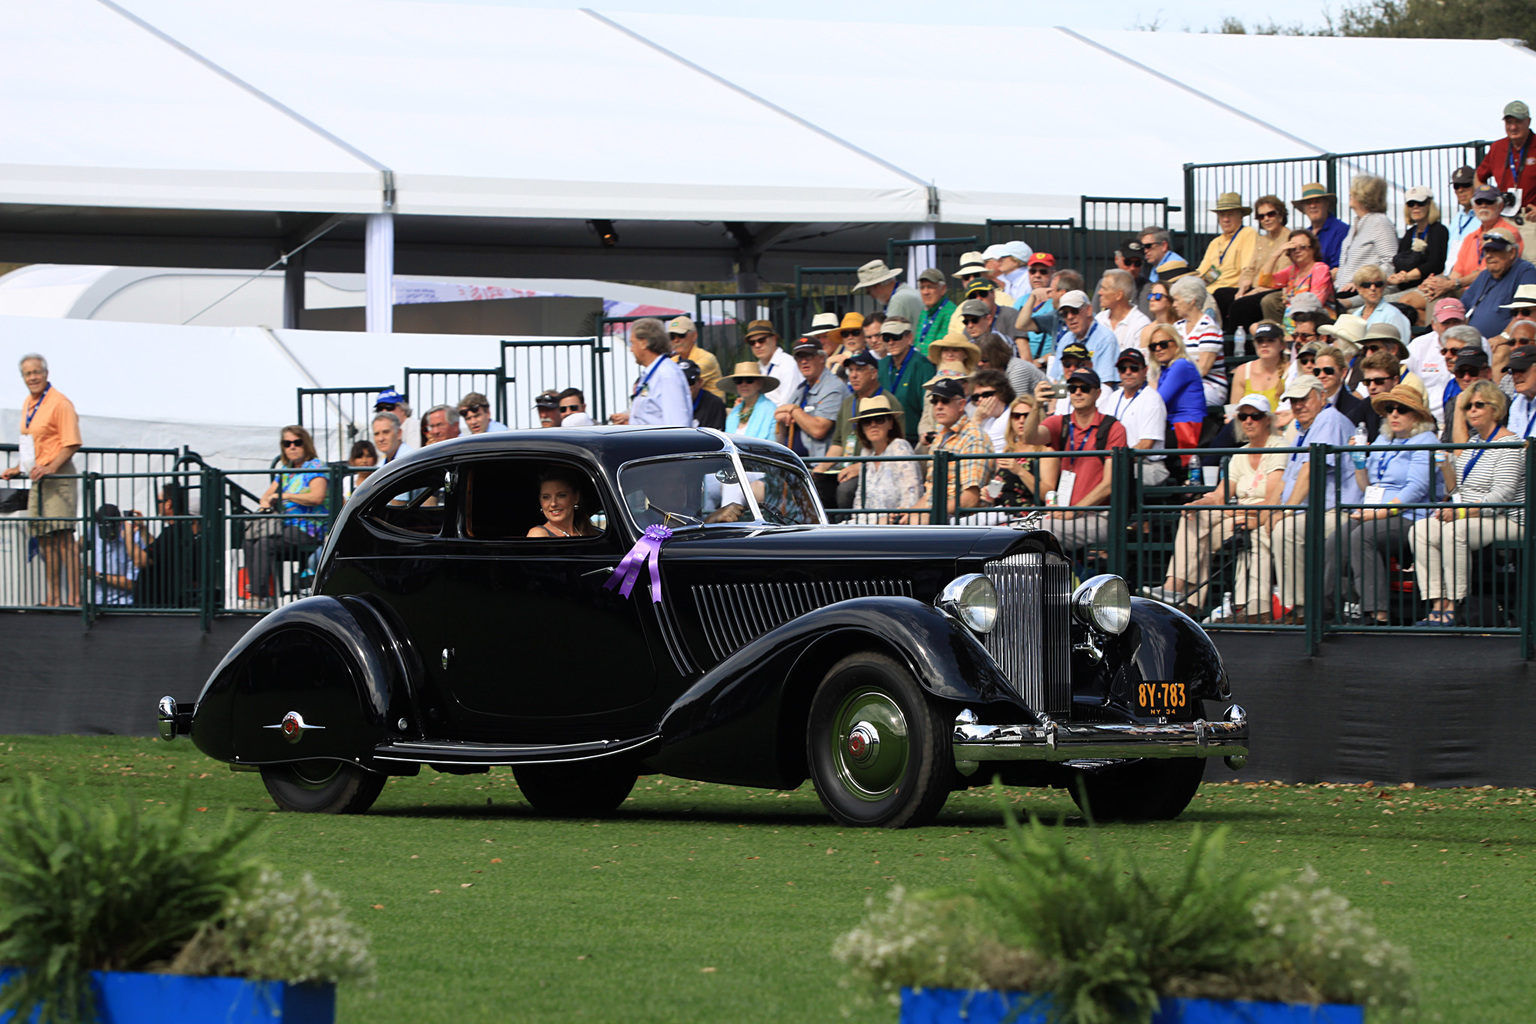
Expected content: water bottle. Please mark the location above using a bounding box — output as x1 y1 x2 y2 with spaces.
1233 326 1247 359
1188 454 1202 486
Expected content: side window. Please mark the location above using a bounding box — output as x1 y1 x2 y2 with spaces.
461 460 607 542
364 466 450 536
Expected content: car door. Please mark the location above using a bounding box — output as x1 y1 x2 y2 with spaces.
434 455 663 741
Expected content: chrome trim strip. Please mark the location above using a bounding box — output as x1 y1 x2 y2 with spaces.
951 705 1249 763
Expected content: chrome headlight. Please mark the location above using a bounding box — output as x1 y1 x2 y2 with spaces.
937 573 998 634
1071 574 1131 635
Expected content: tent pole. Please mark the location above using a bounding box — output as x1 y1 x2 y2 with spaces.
906 223 936 281
282 248 306 330
365 213 394 333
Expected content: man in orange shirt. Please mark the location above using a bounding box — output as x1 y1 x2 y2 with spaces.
1 354 82 607
1437 186 1523 291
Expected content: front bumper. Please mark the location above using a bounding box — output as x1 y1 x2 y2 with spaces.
953 704 1248 766
156 696 193 741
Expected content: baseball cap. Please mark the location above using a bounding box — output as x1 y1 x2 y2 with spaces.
927 377 967 402
1252 321 1285 342
791 339 825 356
964 278 996 296
374 388 406 408
675 359 701 385
917 268 946 286
1235 393 1272 416
1433 297 1467 321
1285 292 1325 316
744 319 777 340
980 243 1008 261
845 350 880 369
840 311 865 330
998 240 1033 263
667 315 696 335
1058 342 1091 364
957 298 990 317
534 391 560 409
1455 349 1491 373
1504 100 1531 120
1116 238 1146 260
1066 369 1102 390
1473 184 1503 204
1282 375 1326 400
1506 346 1536 372
1483 227 1519 251
1115 348 1147 368
1405 186 1433 203
880 317 913 336
1028 252 1056 268
1057 289 1091 312
1451 166 1477 186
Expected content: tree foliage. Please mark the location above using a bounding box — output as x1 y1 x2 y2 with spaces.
1216 0 1536 41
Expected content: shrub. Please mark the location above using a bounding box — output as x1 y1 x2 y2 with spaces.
834 784 1415 1024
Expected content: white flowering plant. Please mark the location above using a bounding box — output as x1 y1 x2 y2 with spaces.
833 784 1414 1024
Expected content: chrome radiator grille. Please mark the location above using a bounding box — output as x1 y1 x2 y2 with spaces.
983 552 1073 714
693 579 912 661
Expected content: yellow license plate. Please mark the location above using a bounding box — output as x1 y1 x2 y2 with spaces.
1135 681 1187 718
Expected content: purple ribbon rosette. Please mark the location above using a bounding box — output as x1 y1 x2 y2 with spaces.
603 524 672 603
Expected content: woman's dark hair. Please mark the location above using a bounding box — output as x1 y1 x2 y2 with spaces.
160 481 188 516
349 440 379 463
855 414 897 448
1288 229 1318 257
96 503 122 542
537 467 591 531
280 424 318 464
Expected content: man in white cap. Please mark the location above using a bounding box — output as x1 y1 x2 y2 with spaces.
1055 289 1119 383
667 315 723 399
852 259 923 328
984 240 1034 303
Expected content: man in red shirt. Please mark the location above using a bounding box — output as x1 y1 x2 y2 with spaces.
1475 100 1536 219
1035 368 1128 561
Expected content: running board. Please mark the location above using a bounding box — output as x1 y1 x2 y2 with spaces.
372 733 659 767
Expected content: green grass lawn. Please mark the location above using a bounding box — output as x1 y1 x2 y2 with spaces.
1 736 1532 1022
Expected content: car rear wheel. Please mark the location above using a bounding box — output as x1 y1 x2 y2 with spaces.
1068 757 1207 822
260 760 386 814
513 761 638 816
807 651 953 829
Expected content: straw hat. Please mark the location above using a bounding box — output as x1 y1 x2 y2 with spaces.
851 259 903 291
1370 385 1433 426
849 393 906 432
1292 183 1336 207
1210 192 1251 214
927 331 981 372
721 360 781 394
1319 314 1367 359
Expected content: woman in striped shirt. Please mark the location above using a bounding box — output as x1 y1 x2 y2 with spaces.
1170 275 1229 415
1407 380 1525 626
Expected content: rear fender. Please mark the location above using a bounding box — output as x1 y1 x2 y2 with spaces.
190 596 409 766
647 597 1021 787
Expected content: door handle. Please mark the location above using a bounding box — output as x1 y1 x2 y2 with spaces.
582 566 616 577
441 647 454 670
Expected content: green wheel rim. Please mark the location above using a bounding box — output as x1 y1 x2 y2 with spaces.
289 761 344 790
829 687 910 802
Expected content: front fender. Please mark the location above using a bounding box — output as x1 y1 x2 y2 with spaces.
190 596 408 766
1121 597 1231 701
647 596 1020 787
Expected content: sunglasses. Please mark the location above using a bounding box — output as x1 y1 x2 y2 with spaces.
1066 384 1093 394
459 405 487 417
1358 281 1385 289
1474 199 1499 206
961 316 983 325
1406 199 1428 208
1456 366 1482 378
1235 411 1266 422
1293 332 1320 342
1315 366 1339 376
559 403 581 412
1258 210 1281 219
1010 411 1033 419
374 403 399 412
1148 341 1173 352
1059 306 1087 315
1453 183 1474 190
281 438 304 448
928 395 962 405
972 390 997 400
1363 376 1394 387
1468 400 1493 409
1147 291 1167 301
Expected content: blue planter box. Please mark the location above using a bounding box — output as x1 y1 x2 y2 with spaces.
0 969 334 1023
900 987 1364 1024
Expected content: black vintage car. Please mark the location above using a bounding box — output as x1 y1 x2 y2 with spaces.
158 428 1247 828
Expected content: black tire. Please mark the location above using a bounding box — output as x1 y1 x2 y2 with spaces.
1068 757 1207 822
260 760 386 814
513 760 638 816
806 651 953 829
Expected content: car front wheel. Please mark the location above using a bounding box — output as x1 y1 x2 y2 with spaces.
513 761 638 816
260 760 386 814
1067 757 1206 822
807 651 953 829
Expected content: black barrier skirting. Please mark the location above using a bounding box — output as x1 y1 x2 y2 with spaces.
1 615 1530 789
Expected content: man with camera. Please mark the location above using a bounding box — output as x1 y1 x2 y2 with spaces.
1475 100 1536 255
1423 186 1524 300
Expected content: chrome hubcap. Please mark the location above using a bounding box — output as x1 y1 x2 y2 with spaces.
831 689 909 802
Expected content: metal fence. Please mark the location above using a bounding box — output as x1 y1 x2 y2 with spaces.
982 201 1175 290
694 292 792 371
405 367 503 425
499 338 602 429
298 386 393 464
1182 141 1489 262
792 266 877 339
886 236 979 302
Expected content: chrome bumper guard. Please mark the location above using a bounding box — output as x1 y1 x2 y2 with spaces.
156 696 192 742
953 704 1248 766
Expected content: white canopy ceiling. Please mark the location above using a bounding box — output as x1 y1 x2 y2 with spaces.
2 1 1530 226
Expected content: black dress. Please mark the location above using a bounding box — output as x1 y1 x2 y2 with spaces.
1392 222 1449 282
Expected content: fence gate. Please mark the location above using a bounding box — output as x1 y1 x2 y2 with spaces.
792 266 877 339
500 338 601 429
405 367 504 426
1081 196 1175 290
298 386 393 465
886 236 978 302
694 292 791 372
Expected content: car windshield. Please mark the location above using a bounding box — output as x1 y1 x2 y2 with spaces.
619 454 821 529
